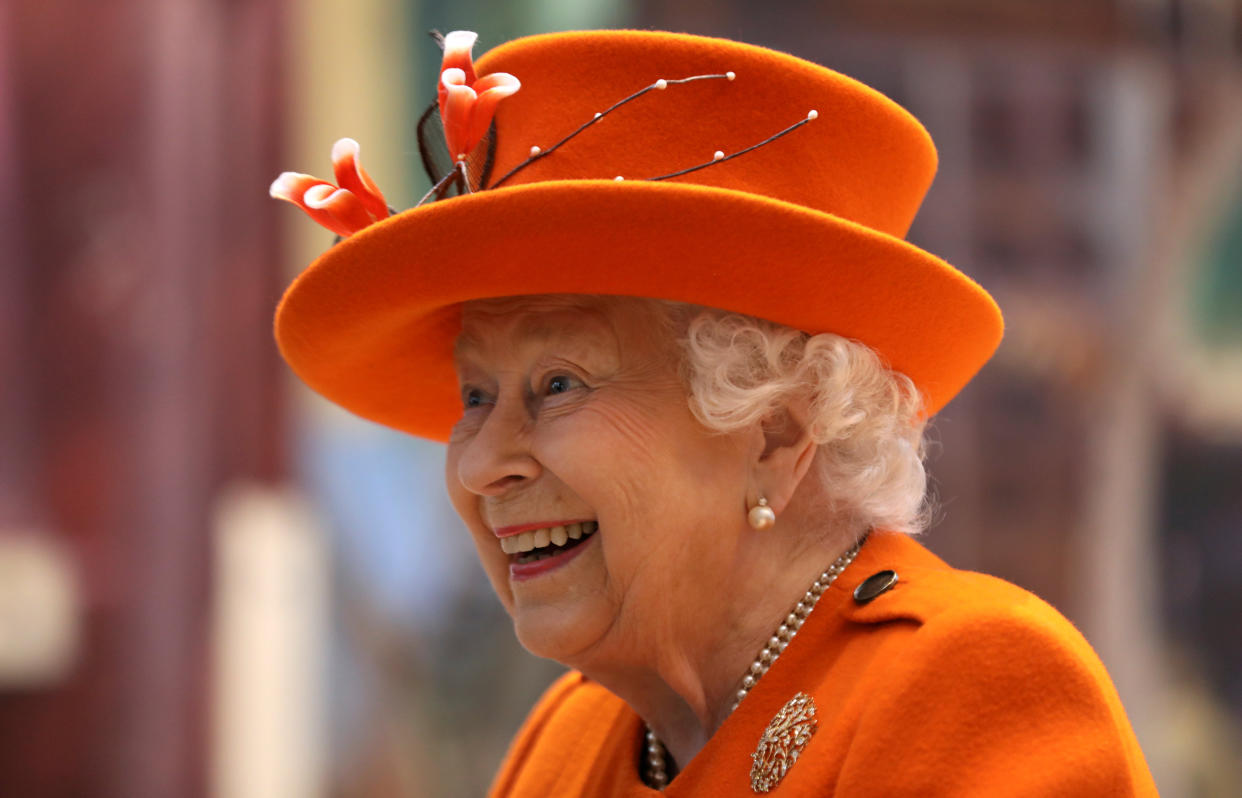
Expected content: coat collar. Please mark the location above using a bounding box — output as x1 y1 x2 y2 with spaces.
830 530 961 625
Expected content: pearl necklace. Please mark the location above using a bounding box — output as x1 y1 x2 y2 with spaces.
641 539 863 789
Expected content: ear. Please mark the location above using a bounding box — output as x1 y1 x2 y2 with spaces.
748 403 817 515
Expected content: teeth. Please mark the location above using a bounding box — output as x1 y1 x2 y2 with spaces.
499 521 598 556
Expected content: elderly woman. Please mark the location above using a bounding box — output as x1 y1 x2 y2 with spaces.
272 30 1157 796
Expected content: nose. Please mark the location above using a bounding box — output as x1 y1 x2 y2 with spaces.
454 395 542 496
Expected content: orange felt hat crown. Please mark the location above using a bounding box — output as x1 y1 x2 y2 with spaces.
274 30 1003 441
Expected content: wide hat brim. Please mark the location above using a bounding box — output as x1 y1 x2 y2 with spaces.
276 177 1002 441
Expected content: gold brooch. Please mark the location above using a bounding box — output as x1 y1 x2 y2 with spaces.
749 692 817 793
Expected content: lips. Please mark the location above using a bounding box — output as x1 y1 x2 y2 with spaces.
507 525 598 581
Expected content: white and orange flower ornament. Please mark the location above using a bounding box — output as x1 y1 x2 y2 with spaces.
437 30 521 163
270 31 519 238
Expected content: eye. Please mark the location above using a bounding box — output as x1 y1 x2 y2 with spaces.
544 374 583 395
461 386 489 409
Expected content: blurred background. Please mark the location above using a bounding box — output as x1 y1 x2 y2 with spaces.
2 0 1241 796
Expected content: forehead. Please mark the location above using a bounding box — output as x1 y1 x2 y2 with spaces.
454 295 668 359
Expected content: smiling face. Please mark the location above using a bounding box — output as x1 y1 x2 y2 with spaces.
445 295 757 664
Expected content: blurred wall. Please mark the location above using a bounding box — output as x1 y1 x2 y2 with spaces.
0 0 289 796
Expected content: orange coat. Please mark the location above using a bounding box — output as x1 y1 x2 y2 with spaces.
488 532 1158 796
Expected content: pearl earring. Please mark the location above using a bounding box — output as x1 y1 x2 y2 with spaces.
748 497 776 530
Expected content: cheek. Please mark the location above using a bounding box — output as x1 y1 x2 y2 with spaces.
539 396 738 549
581 390 684 464
538 401 669 509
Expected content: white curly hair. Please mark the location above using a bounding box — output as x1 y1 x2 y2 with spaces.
670 304 931 536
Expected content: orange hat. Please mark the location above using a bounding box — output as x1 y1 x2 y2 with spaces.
273 30 1003 442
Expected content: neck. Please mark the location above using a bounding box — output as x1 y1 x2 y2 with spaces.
568 519 859 772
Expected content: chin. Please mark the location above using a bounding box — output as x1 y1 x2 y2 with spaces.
510 596 612 665
512 617 576 662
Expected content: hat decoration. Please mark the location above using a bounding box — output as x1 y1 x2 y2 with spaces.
272 30 826 237
483 73 822 189
269 30 521 238
437 33 521 169
269 138 392 237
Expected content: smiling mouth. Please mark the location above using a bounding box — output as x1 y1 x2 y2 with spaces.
500 521 598 564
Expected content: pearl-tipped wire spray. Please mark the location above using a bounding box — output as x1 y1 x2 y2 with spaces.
491 71 739 189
